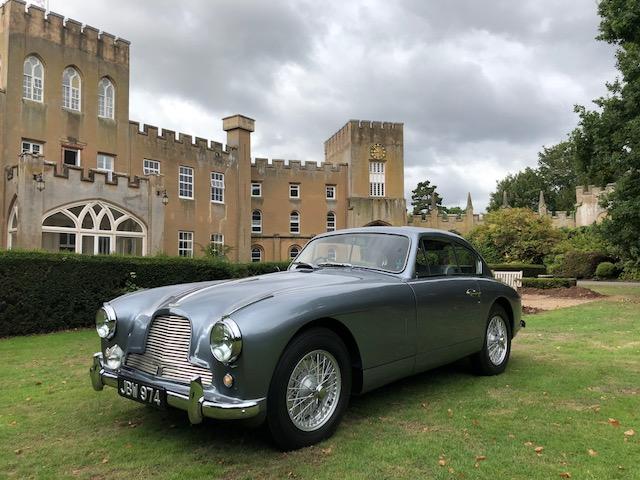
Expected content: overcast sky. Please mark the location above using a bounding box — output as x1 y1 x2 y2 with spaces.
46 0 616 212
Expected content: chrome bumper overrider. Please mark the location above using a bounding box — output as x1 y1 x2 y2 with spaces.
89 352 264 423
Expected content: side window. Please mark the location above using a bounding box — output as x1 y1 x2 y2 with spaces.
416 238 459 277
453 244 482 275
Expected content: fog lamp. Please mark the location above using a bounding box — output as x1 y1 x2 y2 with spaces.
104 344 124 370
223 373 234 388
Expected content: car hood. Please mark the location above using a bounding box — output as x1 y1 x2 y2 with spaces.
111 268 395 323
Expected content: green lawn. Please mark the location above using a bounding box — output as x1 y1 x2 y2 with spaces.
1 285 638 479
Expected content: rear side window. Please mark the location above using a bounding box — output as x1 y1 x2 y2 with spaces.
415 239 458 277
453 244 482 275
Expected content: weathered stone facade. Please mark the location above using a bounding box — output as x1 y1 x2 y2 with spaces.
0 0 406 261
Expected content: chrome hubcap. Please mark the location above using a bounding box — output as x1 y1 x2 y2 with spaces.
487 315 508 366
286 350 341 432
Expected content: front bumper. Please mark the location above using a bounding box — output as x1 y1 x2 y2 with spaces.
89 352 265 423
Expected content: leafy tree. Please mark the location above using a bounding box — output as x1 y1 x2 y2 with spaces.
572 0 640 264
537 141 579 211
442 206 464 215
466 208 562 264
411 181 442 215
487 168 546 211
202 243 233 261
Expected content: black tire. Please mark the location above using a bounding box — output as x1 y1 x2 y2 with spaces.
267 327 351 450
471 304 512 375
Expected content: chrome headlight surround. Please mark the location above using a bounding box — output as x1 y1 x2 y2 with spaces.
95 304 117 339
210 318 242 364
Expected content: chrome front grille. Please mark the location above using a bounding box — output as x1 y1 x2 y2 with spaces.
125 314 213 386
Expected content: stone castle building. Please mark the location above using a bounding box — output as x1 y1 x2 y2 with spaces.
0 0 405 261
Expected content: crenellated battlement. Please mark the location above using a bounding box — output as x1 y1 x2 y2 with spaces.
351 119 403 130
575 183 615 200
129 121 232 156
1 0 130 65
324 119 404 159
252 157 347 173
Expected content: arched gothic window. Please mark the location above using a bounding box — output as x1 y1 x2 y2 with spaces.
23 56 44 101
98 77 115 119
62 67 81 111
7 204 18 249
41 201 146 255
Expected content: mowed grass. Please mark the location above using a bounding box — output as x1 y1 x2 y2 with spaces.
1 285 638 479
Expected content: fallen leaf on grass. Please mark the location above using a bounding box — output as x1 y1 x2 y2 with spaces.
588 449 598 457
447 408 453 418
438 459 447 467
101 458 108 464
472 419 480 426
524 441 534 447
14 449 22 455
534 446 544 455
476 455 487 462
321 447 333 456
559 473 571 478
608 418 620 427
624 429 635 437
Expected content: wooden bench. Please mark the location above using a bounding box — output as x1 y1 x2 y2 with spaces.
492 270 523 290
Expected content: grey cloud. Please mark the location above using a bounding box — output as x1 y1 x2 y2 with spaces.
53 0 617 211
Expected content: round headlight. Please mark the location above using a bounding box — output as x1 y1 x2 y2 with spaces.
210 318 242 364
96 304 117 339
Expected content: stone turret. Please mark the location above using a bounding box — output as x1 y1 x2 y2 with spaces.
465 192 473 213
538 190 547 216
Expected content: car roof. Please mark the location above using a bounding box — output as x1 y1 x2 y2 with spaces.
314 226 466 242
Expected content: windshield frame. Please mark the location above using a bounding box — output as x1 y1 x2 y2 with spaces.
289 232 412 274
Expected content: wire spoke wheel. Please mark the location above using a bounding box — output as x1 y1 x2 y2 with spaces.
487 315 508 366
286 349 342 432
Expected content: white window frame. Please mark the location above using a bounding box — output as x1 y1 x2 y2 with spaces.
178 231 194 257
62 67 81 111
369 161 385 197
289 183 300 199
179 166 194 199
289 245 300 261
98 77 115 119
210 233 224 247
23 56 44 102
326 185 336 200
143 159 160 175
290 211 300 234
40 201 147 256
63 147 81 167
210 172 225 204
327 212 336 232
252 210 262 234
251 246 262 263
97 154 114 172
21 140 43 155
251 182 262 197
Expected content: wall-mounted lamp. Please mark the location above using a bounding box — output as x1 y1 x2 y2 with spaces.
33 173 45 192
157 189 169 206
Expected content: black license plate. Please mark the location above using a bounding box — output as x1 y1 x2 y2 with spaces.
117 376 166 408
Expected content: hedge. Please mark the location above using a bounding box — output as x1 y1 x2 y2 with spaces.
0 251 289 337
549 251 615 279
489 263 547 278
521 277 577 289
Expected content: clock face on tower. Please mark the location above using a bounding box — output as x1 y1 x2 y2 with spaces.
369 143 386 160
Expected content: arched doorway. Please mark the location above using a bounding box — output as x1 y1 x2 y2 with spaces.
7 203 18 249
363 220 391 227
41 201 147 255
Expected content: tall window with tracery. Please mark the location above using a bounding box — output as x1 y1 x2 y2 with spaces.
369 161 385 197
98 77 114 118
23 56 44 102
62 67 81 111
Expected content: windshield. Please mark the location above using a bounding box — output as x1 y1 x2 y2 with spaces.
291 233 410 273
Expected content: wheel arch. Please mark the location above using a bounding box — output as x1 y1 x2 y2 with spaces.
291 317 364 394
493 297 514 333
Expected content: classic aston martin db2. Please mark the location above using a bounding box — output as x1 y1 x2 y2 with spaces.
90 227 522 449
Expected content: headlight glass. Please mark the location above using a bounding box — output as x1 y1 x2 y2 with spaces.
96 304 117 339
210 318 242 363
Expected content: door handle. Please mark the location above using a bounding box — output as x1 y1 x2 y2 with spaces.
466 289 481 297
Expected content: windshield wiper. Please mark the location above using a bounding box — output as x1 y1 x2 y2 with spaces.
291 261 316 270
317 261 353 268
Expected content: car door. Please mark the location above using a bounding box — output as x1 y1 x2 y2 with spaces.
407 236 483 371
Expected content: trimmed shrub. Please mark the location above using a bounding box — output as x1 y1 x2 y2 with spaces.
595 262 617 279
489 263 547 278
522 277 577 289
0 251 289 337
549 251 614 279
619 261 640 281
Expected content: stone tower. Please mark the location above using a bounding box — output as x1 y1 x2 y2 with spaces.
324 120 406 227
